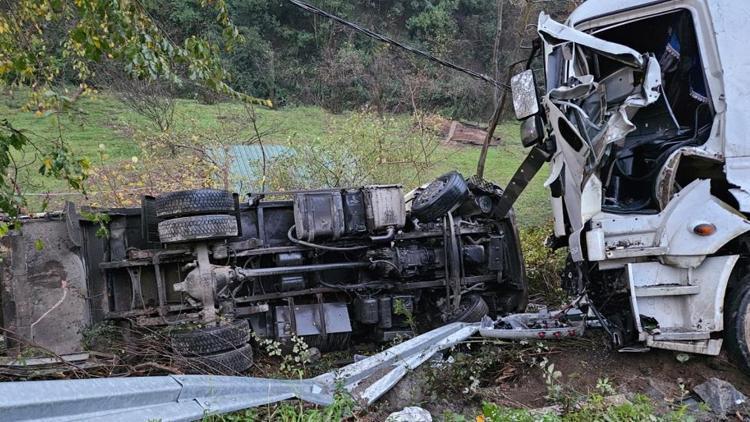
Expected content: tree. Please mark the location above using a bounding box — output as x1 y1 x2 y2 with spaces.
0 0 268 228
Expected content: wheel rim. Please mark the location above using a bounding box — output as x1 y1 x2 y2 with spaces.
415 179 445 207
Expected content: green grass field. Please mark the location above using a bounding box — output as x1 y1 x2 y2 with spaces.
1 92 550 226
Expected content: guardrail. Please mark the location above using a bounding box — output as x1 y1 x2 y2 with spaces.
0 313 582 421
0 323 479 421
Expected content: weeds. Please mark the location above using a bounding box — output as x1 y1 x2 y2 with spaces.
262 110 440 191
201 389 355 422
481 393 693 422
537 357 564 403
393 298 417 332
425 340 553 400
81 321 120 350
251 333 312 378
520 224 567 305
594 378 616 396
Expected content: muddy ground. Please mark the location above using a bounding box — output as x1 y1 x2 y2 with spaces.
349 330 750 420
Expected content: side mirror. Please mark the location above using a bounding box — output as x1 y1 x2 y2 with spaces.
520 115 544 148
510 69 540 120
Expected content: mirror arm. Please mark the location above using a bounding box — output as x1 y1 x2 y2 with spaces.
494 143 551 219
525 38 541 70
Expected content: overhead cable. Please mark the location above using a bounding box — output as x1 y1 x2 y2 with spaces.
286 0 508 89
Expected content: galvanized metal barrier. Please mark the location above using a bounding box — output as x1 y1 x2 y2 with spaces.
0 323 479 421
0 315 582 421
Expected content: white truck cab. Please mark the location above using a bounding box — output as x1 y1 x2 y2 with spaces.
511 0 750 371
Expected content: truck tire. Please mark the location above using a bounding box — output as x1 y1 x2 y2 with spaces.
158 214 238 243
171 320 250 356
724 279 750 375
155 189 235 218
411 171 469 222
449 295 489 323
185 344 254 375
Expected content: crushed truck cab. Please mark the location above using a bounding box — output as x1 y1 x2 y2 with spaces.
512 0 750 365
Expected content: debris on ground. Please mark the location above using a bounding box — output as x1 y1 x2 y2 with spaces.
676 353 690 363
693 378 747 415
385 406 432 422
479 311 585 340
439 119 501 146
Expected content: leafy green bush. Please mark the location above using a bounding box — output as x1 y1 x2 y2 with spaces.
263 110 440 190
519 224 567 305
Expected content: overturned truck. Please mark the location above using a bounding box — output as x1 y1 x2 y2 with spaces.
0 173 527 369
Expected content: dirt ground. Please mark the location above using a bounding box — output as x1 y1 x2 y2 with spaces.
496 338 749 405
362 331 750 419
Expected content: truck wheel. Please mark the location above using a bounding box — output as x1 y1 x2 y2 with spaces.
158 214 238 243
155 189 236 218
724 279 750 375
171 320 250 356
449 295 489 323
184 343 254 375
411 171 469 222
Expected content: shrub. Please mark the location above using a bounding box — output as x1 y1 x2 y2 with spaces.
263 110 440 190
519 224 567 305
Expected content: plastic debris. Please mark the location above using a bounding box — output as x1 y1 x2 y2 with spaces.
385 406 432 422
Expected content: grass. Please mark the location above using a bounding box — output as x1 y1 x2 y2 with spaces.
2 90 550 225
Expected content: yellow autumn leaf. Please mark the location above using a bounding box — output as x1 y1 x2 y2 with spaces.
79 157 91 171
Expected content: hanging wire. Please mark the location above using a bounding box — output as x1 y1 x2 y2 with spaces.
286 0 508 90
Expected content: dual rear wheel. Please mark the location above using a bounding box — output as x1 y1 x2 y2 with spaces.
170 319 254 374
155 189 238 244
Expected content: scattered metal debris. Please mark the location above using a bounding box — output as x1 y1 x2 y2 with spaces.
479 311 585 340
440 120 501 147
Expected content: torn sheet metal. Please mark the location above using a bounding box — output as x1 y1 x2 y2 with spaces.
538 12 644 68
538 13 664 262
479 314 585 340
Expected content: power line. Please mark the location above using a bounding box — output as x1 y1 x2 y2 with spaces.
286 0 508 89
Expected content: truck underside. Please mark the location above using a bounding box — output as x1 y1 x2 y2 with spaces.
0 173 527 358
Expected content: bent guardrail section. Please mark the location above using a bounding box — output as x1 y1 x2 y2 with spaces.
0 316 580 421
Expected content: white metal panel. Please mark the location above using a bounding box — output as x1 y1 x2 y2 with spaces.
657 180 750 258
592 180 750 262
706 0 750 158
568 0 664 25
626 255 737 349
